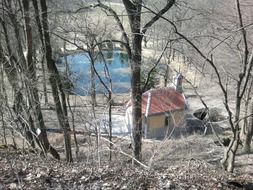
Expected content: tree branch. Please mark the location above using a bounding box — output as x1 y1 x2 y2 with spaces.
235 0 251 99
122 0 135 14
96 1 131 52
142 40 170 92
76 1 132 58
142 0 175 36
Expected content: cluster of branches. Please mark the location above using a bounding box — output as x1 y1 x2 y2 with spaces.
0 0 72 161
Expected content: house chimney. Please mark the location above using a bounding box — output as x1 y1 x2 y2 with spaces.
176 74 183 93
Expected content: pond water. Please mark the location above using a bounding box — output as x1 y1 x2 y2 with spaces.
56 51 131 95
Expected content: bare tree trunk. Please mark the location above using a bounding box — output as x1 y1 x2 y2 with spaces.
90 49 97 107
66 96 79 158
63 41 79 158
122 0 143 162
32 0 48 104
41 56 48 104
244 99 253 153
39 0 72 162
23 0 37 149
108 92 112 161
0 51 17 148
0 63 7 145
0 107 7 145
221 86 243 173
225 130 240 172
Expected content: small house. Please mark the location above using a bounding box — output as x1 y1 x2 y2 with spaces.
125 86 187 139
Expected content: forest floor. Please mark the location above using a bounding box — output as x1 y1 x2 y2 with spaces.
1 134 253 189
1 75 253 189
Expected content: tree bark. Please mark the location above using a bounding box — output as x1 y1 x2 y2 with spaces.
0 51 7 145
244 99 253 153
122 0 143 161
226 130 240 173
90 52 97 107
32 0 48 104
39 0 72 162
108 91 112 161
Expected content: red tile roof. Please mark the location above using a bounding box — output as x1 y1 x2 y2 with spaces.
127 87 186 116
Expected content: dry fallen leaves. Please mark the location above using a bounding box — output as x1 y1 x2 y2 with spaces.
0 148 252 189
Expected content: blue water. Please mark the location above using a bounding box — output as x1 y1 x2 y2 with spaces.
56 51 131 95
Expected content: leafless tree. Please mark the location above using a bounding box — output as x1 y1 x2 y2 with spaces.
39 0 73 162
100 0 176 161
242 77 253 153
